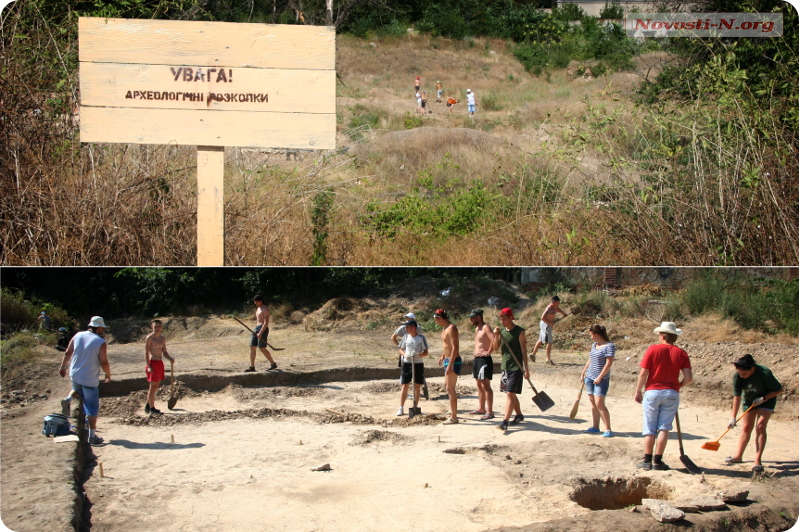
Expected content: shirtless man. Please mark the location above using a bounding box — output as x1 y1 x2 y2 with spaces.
144 319 174 414
245 295 277 372
530 295 568 365
468 309 495 419
435 309 461 424
435 81 443 103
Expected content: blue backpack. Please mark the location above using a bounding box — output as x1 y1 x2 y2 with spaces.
42 414 71 437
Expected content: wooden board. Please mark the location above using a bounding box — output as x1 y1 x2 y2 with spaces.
80 107 335 148
79 18 335 69
80 62 335 113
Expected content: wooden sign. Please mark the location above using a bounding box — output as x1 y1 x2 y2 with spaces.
79 18 335 148
78 18 336 265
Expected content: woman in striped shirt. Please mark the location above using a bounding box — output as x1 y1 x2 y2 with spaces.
581 325 616 437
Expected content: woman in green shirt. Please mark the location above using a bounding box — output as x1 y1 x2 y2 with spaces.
724 354 783 474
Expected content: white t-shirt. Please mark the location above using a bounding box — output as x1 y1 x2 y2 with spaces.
399 334 428 363
466 92 476 105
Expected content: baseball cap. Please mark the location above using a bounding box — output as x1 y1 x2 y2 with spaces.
499 308 514 318
403 319 418 328
433 309 449 320
404 312 416 319
468 308 484 318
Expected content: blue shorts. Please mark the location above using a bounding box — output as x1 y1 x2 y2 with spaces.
642 388 680 436
443 357 463 375
468 104 476 113
585 377 610 397
72 382 100 417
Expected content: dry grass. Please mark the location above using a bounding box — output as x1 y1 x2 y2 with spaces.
4 21 797 265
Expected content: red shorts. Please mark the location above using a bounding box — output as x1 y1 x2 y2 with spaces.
146 359 165 382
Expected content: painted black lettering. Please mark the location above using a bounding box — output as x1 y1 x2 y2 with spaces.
171 67 182 81
194 68 205 82
183 68 193 82
228 69 233 83
216 69 227 83
208 69 216 82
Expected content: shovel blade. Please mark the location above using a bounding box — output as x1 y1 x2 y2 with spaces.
680 455 702 474
167 396 178 410
532 391 555 412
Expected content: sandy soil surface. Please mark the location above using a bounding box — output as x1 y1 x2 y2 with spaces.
3 307 799 532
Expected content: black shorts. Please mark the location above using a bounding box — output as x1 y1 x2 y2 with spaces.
473 357 493 380
400 362 425 385
500 370 523 394
250 325 269 348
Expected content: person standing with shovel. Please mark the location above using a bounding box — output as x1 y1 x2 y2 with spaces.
144 319 175 415
634 322 693 471
492 308 529 432
396 320 428 418
245 295 277 372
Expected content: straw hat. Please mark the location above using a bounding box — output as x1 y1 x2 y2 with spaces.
653 322 681 335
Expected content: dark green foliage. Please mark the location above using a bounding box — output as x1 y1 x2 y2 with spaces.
599 2 625 19
680 273 799 334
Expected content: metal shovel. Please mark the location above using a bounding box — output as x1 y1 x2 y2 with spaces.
167 362 178 410
675 412 702 474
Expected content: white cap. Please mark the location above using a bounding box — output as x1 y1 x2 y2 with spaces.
404 313 416 319
466 89 471 93
88 316 107 328
653 322 681 335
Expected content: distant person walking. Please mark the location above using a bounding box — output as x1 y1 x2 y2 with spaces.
469 309 495 420
466 89 477 117
416 90 423 114
581 325 615 437
245 295 277 372
59 316 111 445
492 308 529 432
724 354 783 474
436 81 443 103
530 295 568 365
634 322 692 471
435 309 461 424
38 310 51 330
144 319 175 415
414 76 421 94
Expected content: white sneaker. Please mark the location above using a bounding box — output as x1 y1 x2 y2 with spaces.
396 406 404 416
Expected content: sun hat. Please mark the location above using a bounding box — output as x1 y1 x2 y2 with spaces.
468 308 484 318
88 316 107 328
499 308 514 318
653 322 681 335
466 89 471 93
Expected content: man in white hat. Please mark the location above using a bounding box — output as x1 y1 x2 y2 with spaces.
466 89 477 117
633 322 692 470
59 316 111 445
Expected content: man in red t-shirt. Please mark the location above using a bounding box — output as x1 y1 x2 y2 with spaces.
633 322 693 471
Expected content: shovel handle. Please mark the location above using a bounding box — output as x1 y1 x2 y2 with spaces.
713 403 758 442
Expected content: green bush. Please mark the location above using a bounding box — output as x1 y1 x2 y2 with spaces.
480 92 505 111
403 112 423 129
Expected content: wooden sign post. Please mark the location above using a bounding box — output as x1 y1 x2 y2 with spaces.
78 18 336 265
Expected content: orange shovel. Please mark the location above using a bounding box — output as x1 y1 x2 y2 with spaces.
701 404 756 451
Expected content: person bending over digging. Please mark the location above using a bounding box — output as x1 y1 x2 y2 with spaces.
634 322 692 471
245 295 277 372
397 320 428 417
144 319 175 415
492 308 529 432
724 354 783 475
435 309 461 424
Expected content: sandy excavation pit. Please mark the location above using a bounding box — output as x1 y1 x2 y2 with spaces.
78 372 799 532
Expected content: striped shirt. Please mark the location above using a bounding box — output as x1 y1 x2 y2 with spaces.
586 342 616 381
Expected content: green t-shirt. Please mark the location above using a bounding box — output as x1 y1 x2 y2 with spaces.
733 364 782 410
500 325 525 372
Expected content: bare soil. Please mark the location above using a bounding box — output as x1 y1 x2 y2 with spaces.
2 297 798 532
